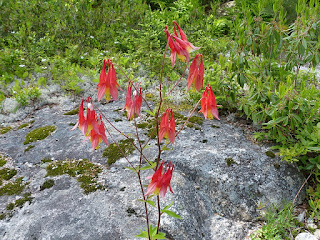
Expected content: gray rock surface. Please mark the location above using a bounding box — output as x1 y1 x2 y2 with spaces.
0 92 306 239
295 232 318 240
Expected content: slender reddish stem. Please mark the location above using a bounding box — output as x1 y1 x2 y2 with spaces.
114 63 153 112
166 61 189 97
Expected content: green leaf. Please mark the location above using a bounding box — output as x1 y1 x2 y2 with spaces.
308 147 320 151
162 201 174 211
153 233 167 239
302 38 307 49
162 146 173 151
125 167 137 172
162 209 182 219
145 110 155 116
136 231 149 238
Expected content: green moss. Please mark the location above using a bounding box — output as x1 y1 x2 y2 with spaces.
189 116 204 125
15 193 33 208
103 138 135 165
126 207 136 217
69 122 76 126
6 193 33 213
145 93 155 101
187 123 194 128
172 112 187 121
6 203 15 211
114 119 122 122
137 122 149 129
0 168 17 180
41 158 53 163
17 123 29 130
0 126 12 135
46 159 104 194
273 163 280 169
77 175 105 194
24 125 56 145
63 108 79 115
40 179 54 191
211 124 220 128
0 213 6 220
0 157 7 167
0 178 26 196
24 145 35 152
201 139 208 143
265 151 276 158
225 158 235 166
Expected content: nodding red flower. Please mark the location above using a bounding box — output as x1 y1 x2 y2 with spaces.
199 85 220 120
123 81 143 120
159 109 176 144
72 98 108 150
97 59 120 102
164 21 200 67
89 115 108 150
187 54 204 91
145 161 174 199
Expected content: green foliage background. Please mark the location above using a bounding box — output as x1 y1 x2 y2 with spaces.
1 0 320 238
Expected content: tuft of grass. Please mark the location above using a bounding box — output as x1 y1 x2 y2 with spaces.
251 202 302 239
24 125 56 145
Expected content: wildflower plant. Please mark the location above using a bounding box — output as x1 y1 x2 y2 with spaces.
71 21 220 239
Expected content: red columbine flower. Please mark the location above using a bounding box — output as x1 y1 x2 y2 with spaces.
72 98 108 150
123 81 143 120
199 85 220 120
159 109 176 144
187 54 204 91
145 161 174 199
89 115 108 150
97 59 120 102
164 21 200 67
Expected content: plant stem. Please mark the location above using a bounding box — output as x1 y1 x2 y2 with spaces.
157 195 161 235
166 61 189 97
138 173 151 240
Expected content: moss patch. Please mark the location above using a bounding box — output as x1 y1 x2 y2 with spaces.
265 151 276 158
24 145 35 152
189 116 204 125
0 126 12 135
103 138 135 165
41 158 53 163
63 108 79 115
225 157 235 166
3 193 33 220
0 168 17 181
0 177 26 196
24 125 56 145
0 157 7 167
40 179 55 191
46 159 105 194
17 123 29 130
211 124 220 128
14 193 33 208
